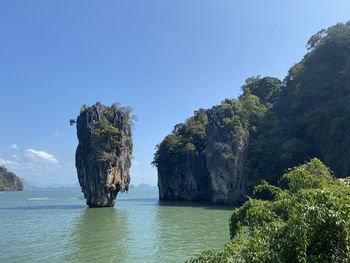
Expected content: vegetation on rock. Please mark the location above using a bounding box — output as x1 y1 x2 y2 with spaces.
0 166 23 191
154 21 350 204
75 102 134 207
246 21 350 189
153 76 282 203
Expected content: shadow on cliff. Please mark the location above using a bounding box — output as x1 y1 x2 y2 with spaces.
117 196 237 210
118 197 158 203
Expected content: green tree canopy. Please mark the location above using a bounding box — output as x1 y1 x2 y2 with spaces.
187 159 350 263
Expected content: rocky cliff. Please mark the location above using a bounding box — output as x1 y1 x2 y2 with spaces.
0 166 23 191
75 102 133 207
156 110 211 201
154 81 280 204
205 105 250 204
155 22 350 204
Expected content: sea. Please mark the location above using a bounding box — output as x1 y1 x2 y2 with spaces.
0 187 233 263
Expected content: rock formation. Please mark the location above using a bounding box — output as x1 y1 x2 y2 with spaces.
154 94 269 204
155 109 212 202
0 166 23 191
75 102 133 207
154 22 350 204
154 96 265 204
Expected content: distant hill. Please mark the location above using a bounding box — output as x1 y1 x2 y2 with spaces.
136 183 156 189
0 166 23 191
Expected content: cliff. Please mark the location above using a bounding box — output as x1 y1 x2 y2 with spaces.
156 110 211 201
154 22 350 204
75 102 133 207
154 78 281 204
205 105 250 204
0 166 23 191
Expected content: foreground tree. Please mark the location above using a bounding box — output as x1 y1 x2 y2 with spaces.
187 158 350 262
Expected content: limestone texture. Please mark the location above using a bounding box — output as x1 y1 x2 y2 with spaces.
75 102 133 207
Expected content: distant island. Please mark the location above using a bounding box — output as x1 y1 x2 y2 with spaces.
0 166 23 191
130 183 157 189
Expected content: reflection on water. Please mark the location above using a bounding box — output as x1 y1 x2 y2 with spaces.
67 208 130 263
154 202 232 262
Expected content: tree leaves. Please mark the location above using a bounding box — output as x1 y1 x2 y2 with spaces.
187 159 350 262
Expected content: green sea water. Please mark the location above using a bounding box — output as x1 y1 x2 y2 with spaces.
0 188 233 263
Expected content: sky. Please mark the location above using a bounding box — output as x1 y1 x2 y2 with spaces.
0 0 349 187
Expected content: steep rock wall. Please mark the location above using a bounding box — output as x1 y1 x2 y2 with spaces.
157 151 211 201
206 109 249 204
75 102 133 207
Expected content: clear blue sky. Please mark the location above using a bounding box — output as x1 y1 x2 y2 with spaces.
0 1 349 187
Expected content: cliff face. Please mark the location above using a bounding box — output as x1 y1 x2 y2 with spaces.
0 166 23 191
156 110 211 201
205 107 250 204
75 102 133 207
157 150 210 201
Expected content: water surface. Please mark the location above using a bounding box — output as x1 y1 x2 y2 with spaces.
0 188 233 262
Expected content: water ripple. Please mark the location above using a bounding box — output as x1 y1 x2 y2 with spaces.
0 204 85 210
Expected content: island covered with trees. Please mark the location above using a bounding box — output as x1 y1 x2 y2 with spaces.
154 22 350 205
0 166 23 191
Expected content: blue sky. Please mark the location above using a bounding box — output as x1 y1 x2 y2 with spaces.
0 1 349 187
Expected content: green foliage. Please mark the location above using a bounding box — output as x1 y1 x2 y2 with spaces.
306 22 350 50
153 77 281 177
97 151 116 162
186 250 232 263
91 116 121 160
152 109 208 170
246 22 350 188
187 159 350 262
185 143 196 154
80 104 89 113
76 102 133 165
118 105 138 126
242 76 283 105
69 118 76 126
